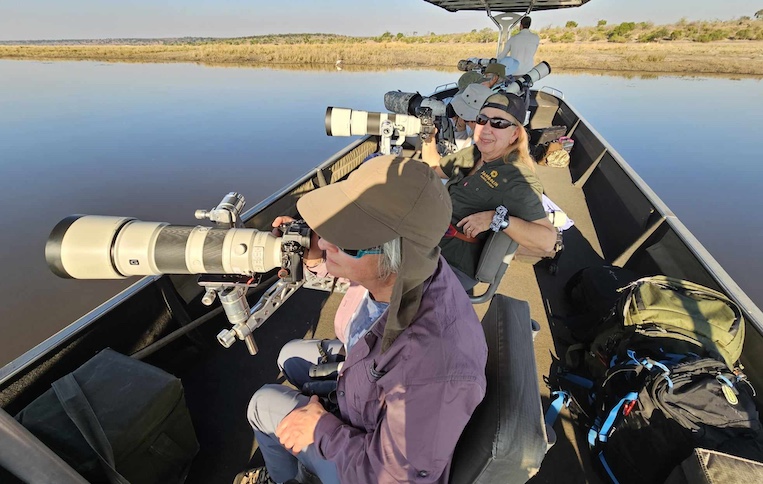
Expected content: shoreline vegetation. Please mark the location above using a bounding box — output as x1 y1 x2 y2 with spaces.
2 18 763 75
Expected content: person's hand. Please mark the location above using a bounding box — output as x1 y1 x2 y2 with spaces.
271 216 295 236
422 125 438 145
271 216 323 261
456 211 495 237
275 396 327 454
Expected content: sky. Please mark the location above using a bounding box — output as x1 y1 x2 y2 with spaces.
0 0 758 41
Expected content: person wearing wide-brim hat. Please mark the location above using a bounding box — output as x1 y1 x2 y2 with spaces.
243 155 487 484
421 92 558 289
449 83 494 149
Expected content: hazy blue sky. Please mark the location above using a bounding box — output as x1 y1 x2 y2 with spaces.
0 0 758 41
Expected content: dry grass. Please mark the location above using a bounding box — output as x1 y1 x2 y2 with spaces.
539 41 763 75
1 41 762 75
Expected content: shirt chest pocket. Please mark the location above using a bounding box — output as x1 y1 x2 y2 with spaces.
345 361 383 432
457 174 501 211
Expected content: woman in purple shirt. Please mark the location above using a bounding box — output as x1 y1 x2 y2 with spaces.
242 155 487 484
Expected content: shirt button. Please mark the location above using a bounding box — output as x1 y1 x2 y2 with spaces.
338 391 345 397
417 470 429 478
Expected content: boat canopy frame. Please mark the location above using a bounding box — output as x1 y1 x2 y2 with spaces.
423 1 593 58
422 0 592 13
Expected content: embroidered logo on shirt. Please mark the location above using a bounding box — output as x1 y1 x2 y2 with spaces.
479 170 499 189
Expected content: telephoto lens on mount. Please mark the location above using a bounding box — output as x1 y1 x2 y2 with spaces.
46 215 284 279
504 61 551 95
384 91 447 118
324 107 422 137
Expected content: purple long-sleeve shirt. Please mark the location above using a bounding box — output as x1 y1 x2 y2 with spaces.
314 257 488 483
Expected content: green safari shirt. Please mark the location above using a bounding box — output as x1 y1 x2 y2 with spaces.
439 145 546 278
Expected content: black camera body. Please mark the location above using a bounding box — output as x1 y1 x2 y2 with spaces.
278 220 311 283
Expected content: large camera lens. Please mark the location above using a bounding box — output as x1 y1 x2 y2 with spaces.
384 91 447 118
504 61 551 95
325 107 422 138
46 215 282 279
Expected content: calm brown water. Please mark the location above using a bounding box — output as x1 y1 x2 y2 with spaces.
1 60 761 367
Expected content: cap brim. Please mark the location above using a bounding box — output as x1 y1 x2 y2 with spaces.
297 182 399 250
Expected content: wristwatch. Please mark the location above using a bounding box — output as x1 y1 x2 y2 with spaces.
490 205 510 232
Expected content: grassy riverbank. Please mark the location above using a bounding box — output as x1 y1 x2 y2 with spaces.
2 41 762 75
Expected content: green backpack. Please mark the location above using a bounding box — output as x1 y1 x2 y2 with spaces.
590 276 745 370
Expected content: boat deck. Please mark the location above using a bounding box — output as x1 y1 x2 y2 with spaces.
495 162 605 483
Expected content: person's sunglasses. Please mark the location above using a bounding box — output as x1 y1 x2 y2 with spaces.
475 113 516 129
338 246 383 259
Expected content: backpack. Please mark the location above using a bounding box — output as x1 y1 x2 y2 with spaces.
589 276 745 371
564 265 640 343
564 354 763 484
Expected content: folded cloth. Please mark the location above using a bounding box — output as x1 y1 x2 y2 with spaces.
542 194 574 231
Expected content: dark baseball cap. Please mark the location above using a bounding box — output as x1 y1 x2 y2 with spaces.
481 92 527 125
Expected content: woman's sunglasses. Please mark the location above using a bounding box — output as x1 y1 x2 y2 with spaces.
338 246 383 259
475 113 516 129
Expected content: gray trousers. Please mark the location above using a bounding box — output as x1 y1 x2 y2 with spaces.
247 339 344 483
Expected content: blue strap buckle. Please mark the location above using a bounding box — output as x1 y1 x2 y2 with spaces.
545 390 571 428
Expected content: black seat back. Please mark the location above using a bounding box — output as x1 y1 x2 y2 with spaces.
470 232 518 304
450 295 549 483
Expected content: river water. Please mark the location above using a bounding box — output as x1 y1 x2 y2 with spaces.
1 60 761 367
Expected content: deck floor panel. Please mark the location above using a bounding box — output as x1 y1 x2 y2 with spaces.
488 163 606 483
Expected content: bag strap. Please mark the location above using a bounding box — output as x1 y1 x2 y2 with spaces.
51 374 130 484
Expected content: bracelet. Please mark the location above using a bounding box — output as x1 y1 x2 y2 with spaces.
490 205 509 232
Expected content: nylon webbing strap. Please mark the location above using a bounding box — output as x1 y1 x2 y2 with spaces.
597 392 639 443
559 371 594 390
544 391 570 428
598 452 622 484
52 374 130 484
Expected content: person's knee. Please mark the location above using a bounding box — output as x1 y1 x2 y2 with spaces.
247 384 288 433
277 339 305 373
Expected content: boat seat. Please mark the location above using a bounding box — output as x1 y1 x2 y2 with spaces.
450 295 553 484
470 231 519 304
529 91 560 130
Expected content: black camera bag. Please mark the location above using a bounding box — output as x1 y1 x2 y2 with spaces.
15 349 199 483
589 357 763 484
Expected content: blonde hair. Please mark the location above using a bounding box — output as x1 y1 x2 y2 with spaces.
502 119 536 172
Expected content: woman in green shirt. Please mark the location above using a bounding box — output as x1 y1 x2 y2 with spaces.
421 92 557 288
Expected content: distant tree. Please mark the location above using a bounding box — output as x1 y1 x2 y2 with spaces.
396 32 404 39
755 9 763 19
566 21 578 28
597 19 607 26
